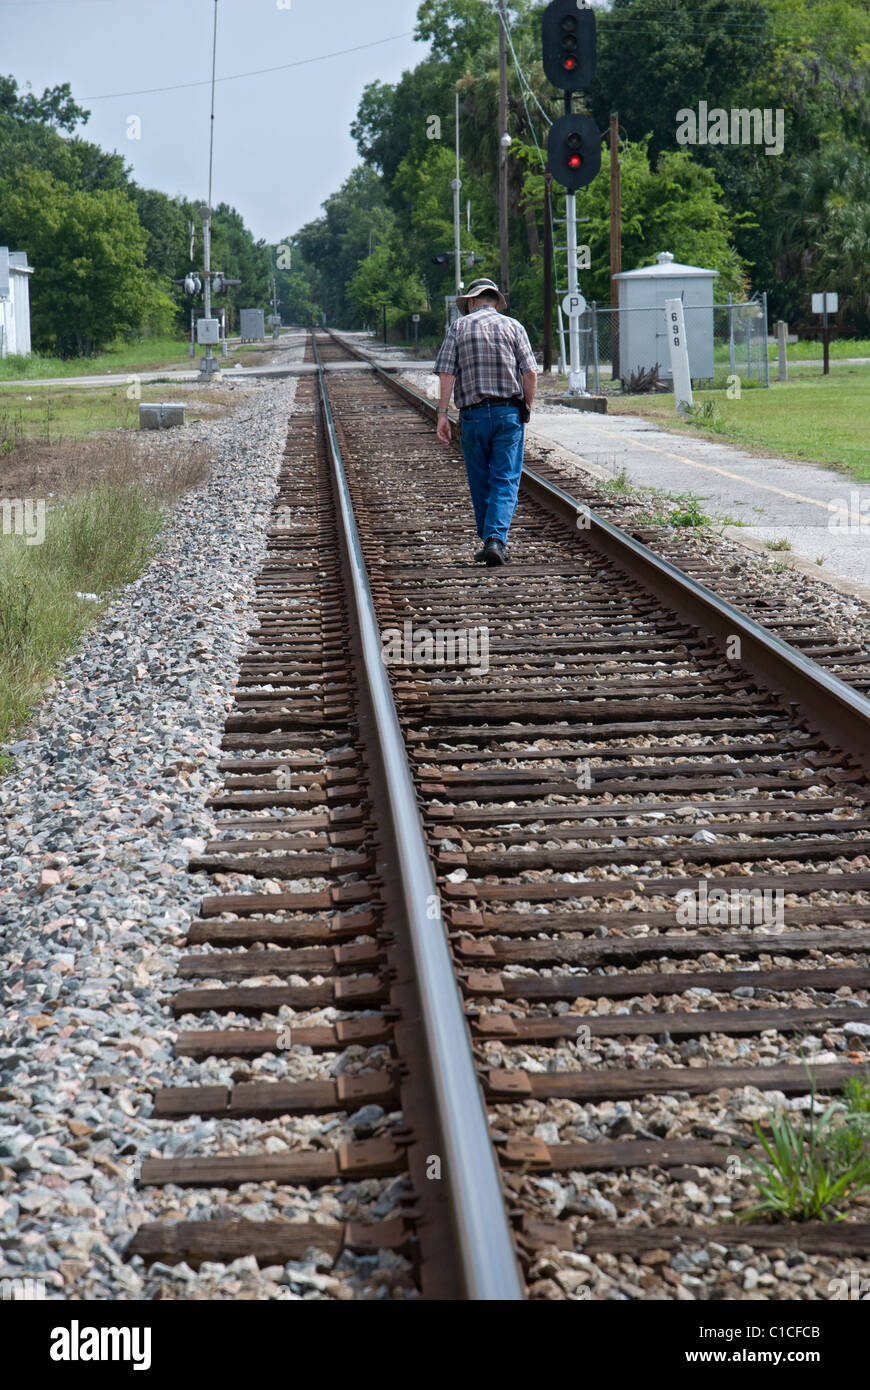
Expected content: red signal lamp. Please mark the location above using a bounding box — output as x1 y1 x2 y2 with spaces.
562 55 577 69
568 153 582 167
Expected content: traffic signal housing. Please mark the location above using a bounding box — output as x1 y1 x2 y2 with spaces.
548 113 601 191
542 0 596 91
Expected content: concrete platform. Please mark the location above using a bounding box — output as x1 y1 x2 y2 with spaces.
528 407 870 599
540 394 607 413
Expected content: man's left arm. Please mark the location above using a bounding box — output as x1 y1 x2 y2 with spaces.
522 369 537 415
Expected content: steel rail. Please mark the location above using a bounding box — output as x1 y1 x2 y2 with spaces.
323 329 870 775
310 335 525 1301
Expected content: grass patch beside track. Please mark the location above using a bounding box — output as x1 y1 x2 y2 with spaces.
0 383 235 446
0 428 210 749
607 368 870 480
0 336 278 381
0 336 194 380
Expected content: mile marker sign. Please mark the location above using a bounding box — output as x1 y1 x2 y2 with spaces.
561 292 587 318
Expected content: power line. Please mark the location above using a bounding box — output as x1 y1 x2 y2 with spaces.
495 3 552 135
81 30 416 101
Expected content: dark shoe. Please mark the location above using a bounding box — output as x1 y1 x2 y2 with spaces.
473 543 488 562
483 536 508 566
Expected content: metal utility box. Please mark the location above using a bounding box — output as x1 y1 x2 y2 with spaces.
0 249 33 358
196 317 221 345
139 402 186 429
613 252 718 382
240 308 265 342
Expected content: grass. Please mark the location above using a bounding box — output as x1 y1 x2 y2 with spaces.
0 336 278 382
600 467 633 494
735 1074 870 1223
607 366 870 480
0 430 209 747
0 383 233 446
0 336 193 380
769 337 870 362
0 490 163 738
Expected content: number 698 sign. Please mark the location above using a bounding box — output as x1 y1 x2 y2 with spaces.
664 297 693 411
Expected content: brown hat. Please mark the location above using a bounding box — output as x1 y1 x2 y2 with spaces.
456 277 507 315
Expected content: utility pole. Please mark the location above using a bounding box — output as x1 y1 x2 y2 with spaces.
497 0 510 303
609 112 622 384
543 171 553 372
451 90 462 299
200 0 220 376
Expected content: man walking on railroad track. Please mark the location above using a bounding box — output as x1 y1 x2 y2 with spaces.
434 278 537 566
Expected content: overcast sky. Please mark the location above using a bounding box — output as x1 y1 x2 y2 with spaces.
5 0 429 242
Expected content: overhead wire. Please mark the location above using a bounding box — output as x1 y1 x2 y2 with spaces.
81 30 416 101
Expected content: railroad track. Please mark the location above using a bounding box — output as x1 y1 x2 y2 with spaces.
130 329 870 1300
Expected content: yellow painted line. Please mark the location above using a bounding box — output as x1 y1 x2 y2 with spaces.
564 417 852 520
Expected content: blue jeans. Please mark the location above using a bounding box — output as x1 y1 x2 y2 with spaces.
459 403 525 545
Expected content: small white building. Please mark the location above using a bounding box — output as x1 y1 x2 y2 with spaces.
613 251 718 382
0 249 34 358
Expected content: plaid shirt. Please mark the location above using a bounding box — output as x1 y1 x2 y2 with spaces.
434 307 537 409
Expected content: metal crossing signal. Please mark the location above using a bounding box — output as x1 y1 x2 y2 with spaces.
547 113 601 191
542 0 596 91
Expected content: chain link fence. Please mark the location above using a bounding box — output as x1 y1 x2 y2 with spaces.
570 294 770 394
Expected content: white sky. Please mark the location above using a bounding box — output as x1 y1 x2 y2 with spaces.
3 0 429 241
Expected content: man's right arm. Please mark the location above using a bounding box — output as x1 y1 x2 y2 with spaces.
434 328 458 445
436 373 455 444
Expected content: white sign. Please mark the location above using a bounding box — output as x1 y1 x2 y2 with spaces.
411 313 420 322
561 292 587 319
811 292 838 314
664 298 693 411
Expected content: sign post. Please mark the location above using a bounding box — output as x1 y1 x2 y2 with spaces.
811 292 838 376
411 312 420 354
664 297 693 412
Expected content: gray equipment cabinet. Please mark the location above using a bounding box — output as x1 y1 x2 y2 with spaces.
240 308 265 342
613 252 718 382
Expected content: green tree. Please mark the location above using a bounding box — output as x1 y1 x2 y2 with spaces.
294 167 397 324
208 202 272 328
0 74 89 131
0 167 172 354
516 136 747 321
590 0 776 162
347 242 426 325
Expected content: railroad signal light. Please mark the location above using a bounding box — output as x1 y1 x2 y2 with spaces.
432 253 451 268
542 0 596 91
548 112 601 191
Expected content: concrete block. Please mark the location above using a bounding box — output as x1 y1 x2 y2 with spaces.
139 402 185 430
